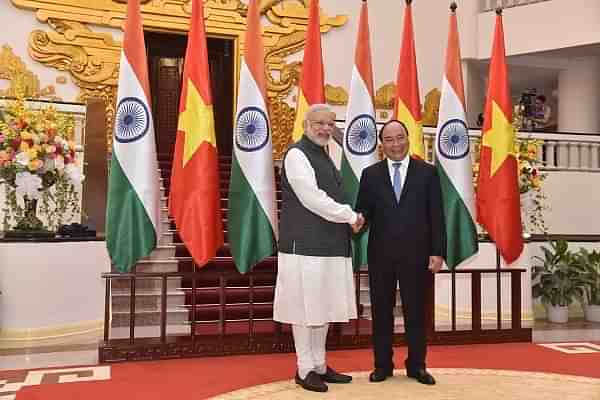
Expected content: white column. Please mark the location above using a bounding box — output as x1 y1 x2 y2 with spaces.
568 142 580 169
556 142 569 168
579 142 590 169
545 141 556 169
591 143 600 170
558 57 600 133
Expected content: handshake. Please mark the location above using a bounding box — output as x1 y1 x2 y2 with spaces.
350 213 365 233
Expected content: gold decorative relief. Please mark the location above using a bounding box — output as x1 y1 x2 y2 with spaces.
422 88 441 127
268 98 296 158
12 0 347 158
0 44 39 98
28 19 121 146
375 82 396 110
325 84 348 106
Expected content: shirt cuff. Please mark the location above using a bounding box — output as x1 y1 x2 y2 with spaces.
349 212 358 225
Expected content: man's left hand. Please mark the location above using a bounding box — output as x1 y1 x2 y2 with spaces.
428 256 443 273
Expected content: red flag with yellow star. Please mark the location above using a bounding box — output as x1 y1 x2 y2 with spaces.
393 0 424 158
476 10 523 264
291 0 325 142
168 0 223 267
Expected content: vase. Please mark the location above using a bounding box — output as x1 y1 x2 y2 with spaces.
520 192 534 234
5 196 54 239
583 304 600 322
545 304 569 323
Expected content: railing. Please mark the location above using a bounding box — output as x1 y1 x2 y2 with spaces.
420 128 600 172
99 261 530 362
334 122 600 172
481 0 552 12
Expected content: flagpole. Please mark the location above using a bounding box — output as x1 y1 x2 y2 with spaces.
449 0 457 332
496 245 502 329
494 4 504 331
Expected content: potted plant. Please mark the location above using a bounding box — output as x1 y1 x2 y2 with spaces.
574 248 600 322
532 240 579 323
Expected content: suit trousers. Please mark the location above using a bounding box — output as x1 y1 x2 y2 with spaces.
368 261 427 373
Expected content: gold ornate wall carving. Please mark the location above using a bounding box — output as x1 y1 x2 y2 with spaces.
375 82 395 110
0 44 58 99
422 88 441 127
324 84 348 106
11 0 347 158
373 83 441 126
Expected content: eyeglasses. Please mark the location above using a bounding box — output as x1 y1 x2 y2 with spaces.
309 120 336 129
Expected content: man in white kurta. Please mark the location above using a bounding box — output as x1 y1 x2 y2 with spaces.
273 104 362 393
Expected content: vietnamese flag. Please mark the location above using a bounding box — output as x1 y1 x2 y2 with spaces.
291 0 325 142
168 0 224 267
393 0 424 159
476 9 523 264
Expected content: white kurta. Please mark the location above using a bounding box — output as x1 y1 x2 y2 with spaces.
273 148 358 326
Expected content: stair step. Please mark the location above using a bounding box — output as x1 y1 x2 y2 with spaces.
111 290 186 311
111 276 183 291
181 286 275 304
134 258 179 273
142 245 176 260
188 303 274 321
111 309 188 326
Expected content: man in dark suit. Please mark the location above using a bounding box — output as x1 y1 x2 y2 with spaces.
355 119 445 385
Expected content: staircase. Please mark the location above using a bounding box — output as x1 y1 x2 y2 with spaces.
109 156 282 335
175 157 281 334
109 184 188 330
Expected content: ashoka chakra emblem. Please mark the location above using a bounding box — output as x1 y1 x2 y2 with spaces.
346 114 377 156
114 97 150 143
235 106 269 152
438 119 470 160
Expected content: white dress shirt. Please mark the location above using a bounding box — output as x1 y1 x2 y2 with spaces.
273 147 358 326
386 153 411 193
284 148 358 225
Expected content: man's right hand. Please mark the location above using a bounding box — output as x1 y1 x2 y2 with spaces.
351 213 365 233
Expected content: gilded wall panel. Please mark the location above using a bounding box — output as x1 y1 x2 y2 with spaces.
11 0 347 157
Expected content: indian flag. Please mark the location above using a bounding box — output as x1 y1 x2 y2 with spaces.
106 0 160 272
434 4 477 269
228 0 277 273
341 0 377 269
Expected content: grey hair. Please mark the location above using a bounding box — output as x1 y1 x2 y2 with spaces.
304 103 334 122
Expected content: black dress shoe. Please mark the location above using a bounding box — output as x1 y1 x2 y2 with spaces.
295 371 328 392
407 369 436 385
369 368 393 382
319 366 352 383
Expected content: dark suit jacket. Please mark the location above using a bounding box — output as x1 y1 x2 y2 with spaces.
355 158 445 268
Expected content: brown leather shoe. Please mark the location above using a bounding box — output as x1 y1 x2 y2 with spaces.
407 368 436 385
295 371 328 392
369 368 393 382
319 366 352 383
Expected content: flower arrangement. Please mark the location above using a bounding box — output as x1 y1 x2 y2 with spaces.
515 137 548 233
0 97 84 232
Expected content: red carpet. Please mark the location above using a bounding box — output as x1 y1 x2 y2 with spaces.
11 342 600 399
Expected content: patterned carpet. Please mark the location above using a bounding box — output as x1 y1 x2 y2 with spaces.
4 342 600 400
212 369 600 400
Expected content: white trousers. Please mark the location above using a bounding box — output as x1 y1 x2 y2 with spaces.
292 323 329 379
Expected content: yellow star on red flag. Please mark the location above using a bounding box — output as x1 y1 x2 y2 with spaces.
178 79 216 166
482 101 515 176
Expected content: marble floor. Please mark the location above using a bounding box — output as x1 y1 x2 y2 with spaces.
0 319 598 371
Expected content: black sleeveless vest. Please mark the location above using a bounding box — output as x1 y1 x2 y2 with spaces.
278 136 352 257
